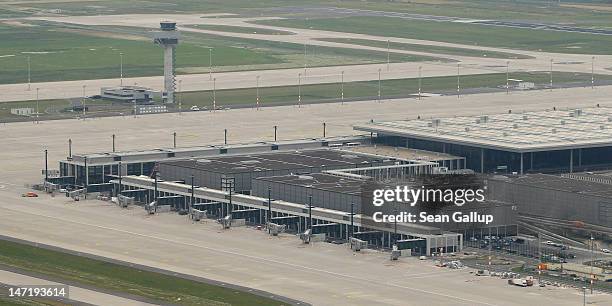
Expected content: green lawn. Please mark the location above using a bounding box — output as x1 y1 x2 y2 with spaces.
0 72 612 121
0 239 287 306
0 23 279 84
190 24 294 35
4 71 610 122
12 1 612 28
0 22 439 84
315 38 532 59
256 16 612 55
176 71 612 109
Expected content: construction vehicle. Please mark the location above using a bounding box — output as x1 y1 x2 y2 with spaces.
300 229 312 244
390 245 401 260
266 222 286 236
189 208 207 221
350 237 367 252
145 201 157 214
218 215 232 229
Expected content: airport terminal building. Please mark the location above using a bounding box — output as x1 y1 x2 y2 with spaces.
354 106 612 174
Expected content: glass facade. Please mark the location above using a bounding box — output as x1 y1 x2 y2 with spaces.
375 134 612 173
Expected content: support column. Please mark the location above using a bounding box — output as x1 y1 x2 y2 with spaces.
520 152 524 175
578 148 582 167
530 152 534 170
569 149 574 173
480 148 485 173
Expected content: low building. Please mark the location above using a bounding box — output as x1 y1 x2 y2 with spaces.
10 108 34 116
100 86 156 103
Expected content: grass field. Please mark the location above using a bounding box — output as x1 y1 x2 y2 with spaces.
11 1 612 28
0 239 286 306
0 22 438 84
256 16 612 55
3 71 610 122
315 38 532 59
176 71 612 109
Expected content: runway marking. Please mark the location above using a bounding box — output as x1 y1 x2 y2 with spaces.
1 207 495 305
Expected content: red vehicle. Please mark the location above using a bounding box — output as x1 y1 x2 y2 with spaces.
21 192 38 198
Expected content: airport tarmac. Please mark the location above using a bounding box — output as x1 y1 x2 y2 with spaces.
1 195 610 306
1 88 612 305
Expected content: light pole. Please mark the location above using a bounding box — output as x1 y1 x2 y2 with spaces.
27 56 31 91
35 87 40 124
82 85 87 118
340 71 344 104
209 48 213 80
550 58 554 91
173 132 177 148
387 39 390 71
583 287 587 306
322 122 326 138
303 41 307 74
274 125 277 141
298 73 302 107
590 234 594 294
112 134 115 152
506 61 510 95
591 56 595 89
378 68 381 103
68 138 72 158
119 52 123 86
457 63 460 99
256 75 260 110
44 149 48 183
212 77 216 111
418 66 422 100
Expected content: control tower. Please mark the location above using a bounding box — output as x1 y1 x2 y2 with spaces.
153 21 179 104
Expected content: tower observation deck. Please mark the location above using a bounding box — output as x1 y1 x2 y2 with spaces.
153 21 179 104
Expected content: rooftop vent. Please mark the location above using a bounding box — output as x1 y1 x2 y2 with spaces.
429 118 441 127
569 109 583 117
561 120 566 125
465 127 470 132
513 123 518 129
552 128 557 134
522 115 528 120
